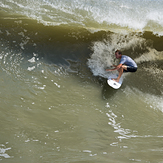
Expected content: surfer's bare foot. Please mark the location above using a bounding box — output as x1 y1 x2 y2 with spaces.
112 78 119 83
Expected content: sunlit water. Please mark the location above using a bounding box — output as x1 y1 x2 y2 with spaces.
0 0 163 162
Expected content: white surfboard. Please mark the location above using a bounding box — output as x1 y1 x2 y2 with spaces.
107 74 123 89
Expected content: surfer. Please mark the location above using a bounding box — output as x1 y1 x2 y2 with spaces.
106 50 137 82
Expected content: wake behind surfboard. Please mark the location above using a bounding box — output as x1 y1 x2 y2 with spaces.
107 74 123 89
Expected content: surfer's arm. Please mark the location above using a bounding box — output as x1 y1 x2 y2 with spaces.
106 64 122 71
116 64 123 70
106 68 116 71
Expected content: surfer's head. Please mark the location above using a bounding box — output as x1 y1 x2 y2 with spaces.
115 50 122 59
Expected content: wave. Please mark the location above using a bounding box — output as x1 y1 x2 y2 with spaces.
0 10 162 97
1 0 163 35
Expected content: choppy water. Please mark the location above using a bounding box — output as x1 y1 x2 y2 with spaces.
0 0 163 162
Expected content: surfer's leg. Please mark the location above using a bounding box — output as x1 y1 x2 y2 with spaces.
117 67 123 81
113 65 127 82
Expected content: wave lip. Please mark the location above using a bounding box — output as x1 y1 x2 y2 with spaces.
1 0 163 35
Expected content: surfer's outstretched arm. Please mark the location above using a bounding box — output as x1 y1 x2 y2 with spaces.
105 67 116 71
105 64 122 71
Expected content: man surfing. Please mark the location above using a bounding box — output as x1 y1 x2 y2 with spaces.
106 50 137 83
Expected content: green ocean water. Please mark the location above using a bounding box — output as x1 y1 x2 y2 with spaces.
0 0 163 162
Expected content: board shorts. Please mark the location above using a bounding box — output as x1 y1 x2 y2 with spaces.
123 66 137 72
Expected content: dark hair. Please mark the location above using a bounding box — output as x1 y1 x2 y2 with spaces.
115 50 122 55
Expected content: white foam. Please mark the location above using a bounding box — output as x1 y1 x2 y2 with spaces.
1 0 163 35
135 48 163 64
87 33 145 78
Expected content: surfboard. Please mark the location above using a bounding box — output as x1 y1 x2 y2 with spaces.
107 74 123 89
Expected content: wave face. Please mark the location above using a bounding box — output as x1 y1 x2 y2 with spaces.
0 1 163 163
1 0 163 35
0 0 163 96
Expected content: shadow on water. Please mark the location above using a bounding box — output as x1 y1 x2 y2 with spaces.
101 80 119 100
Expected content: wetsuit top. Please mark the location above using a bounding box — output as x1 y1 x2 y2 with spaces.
119 55 137 68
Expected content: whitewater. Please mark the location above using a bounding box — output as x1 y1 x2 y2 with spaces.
1 0 163 35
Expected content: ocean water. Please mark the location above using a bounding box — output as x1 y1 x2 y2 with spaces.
0 0 163 162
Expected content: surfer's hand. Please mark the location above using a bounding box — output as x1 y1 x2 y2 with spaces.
116 64 122 70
